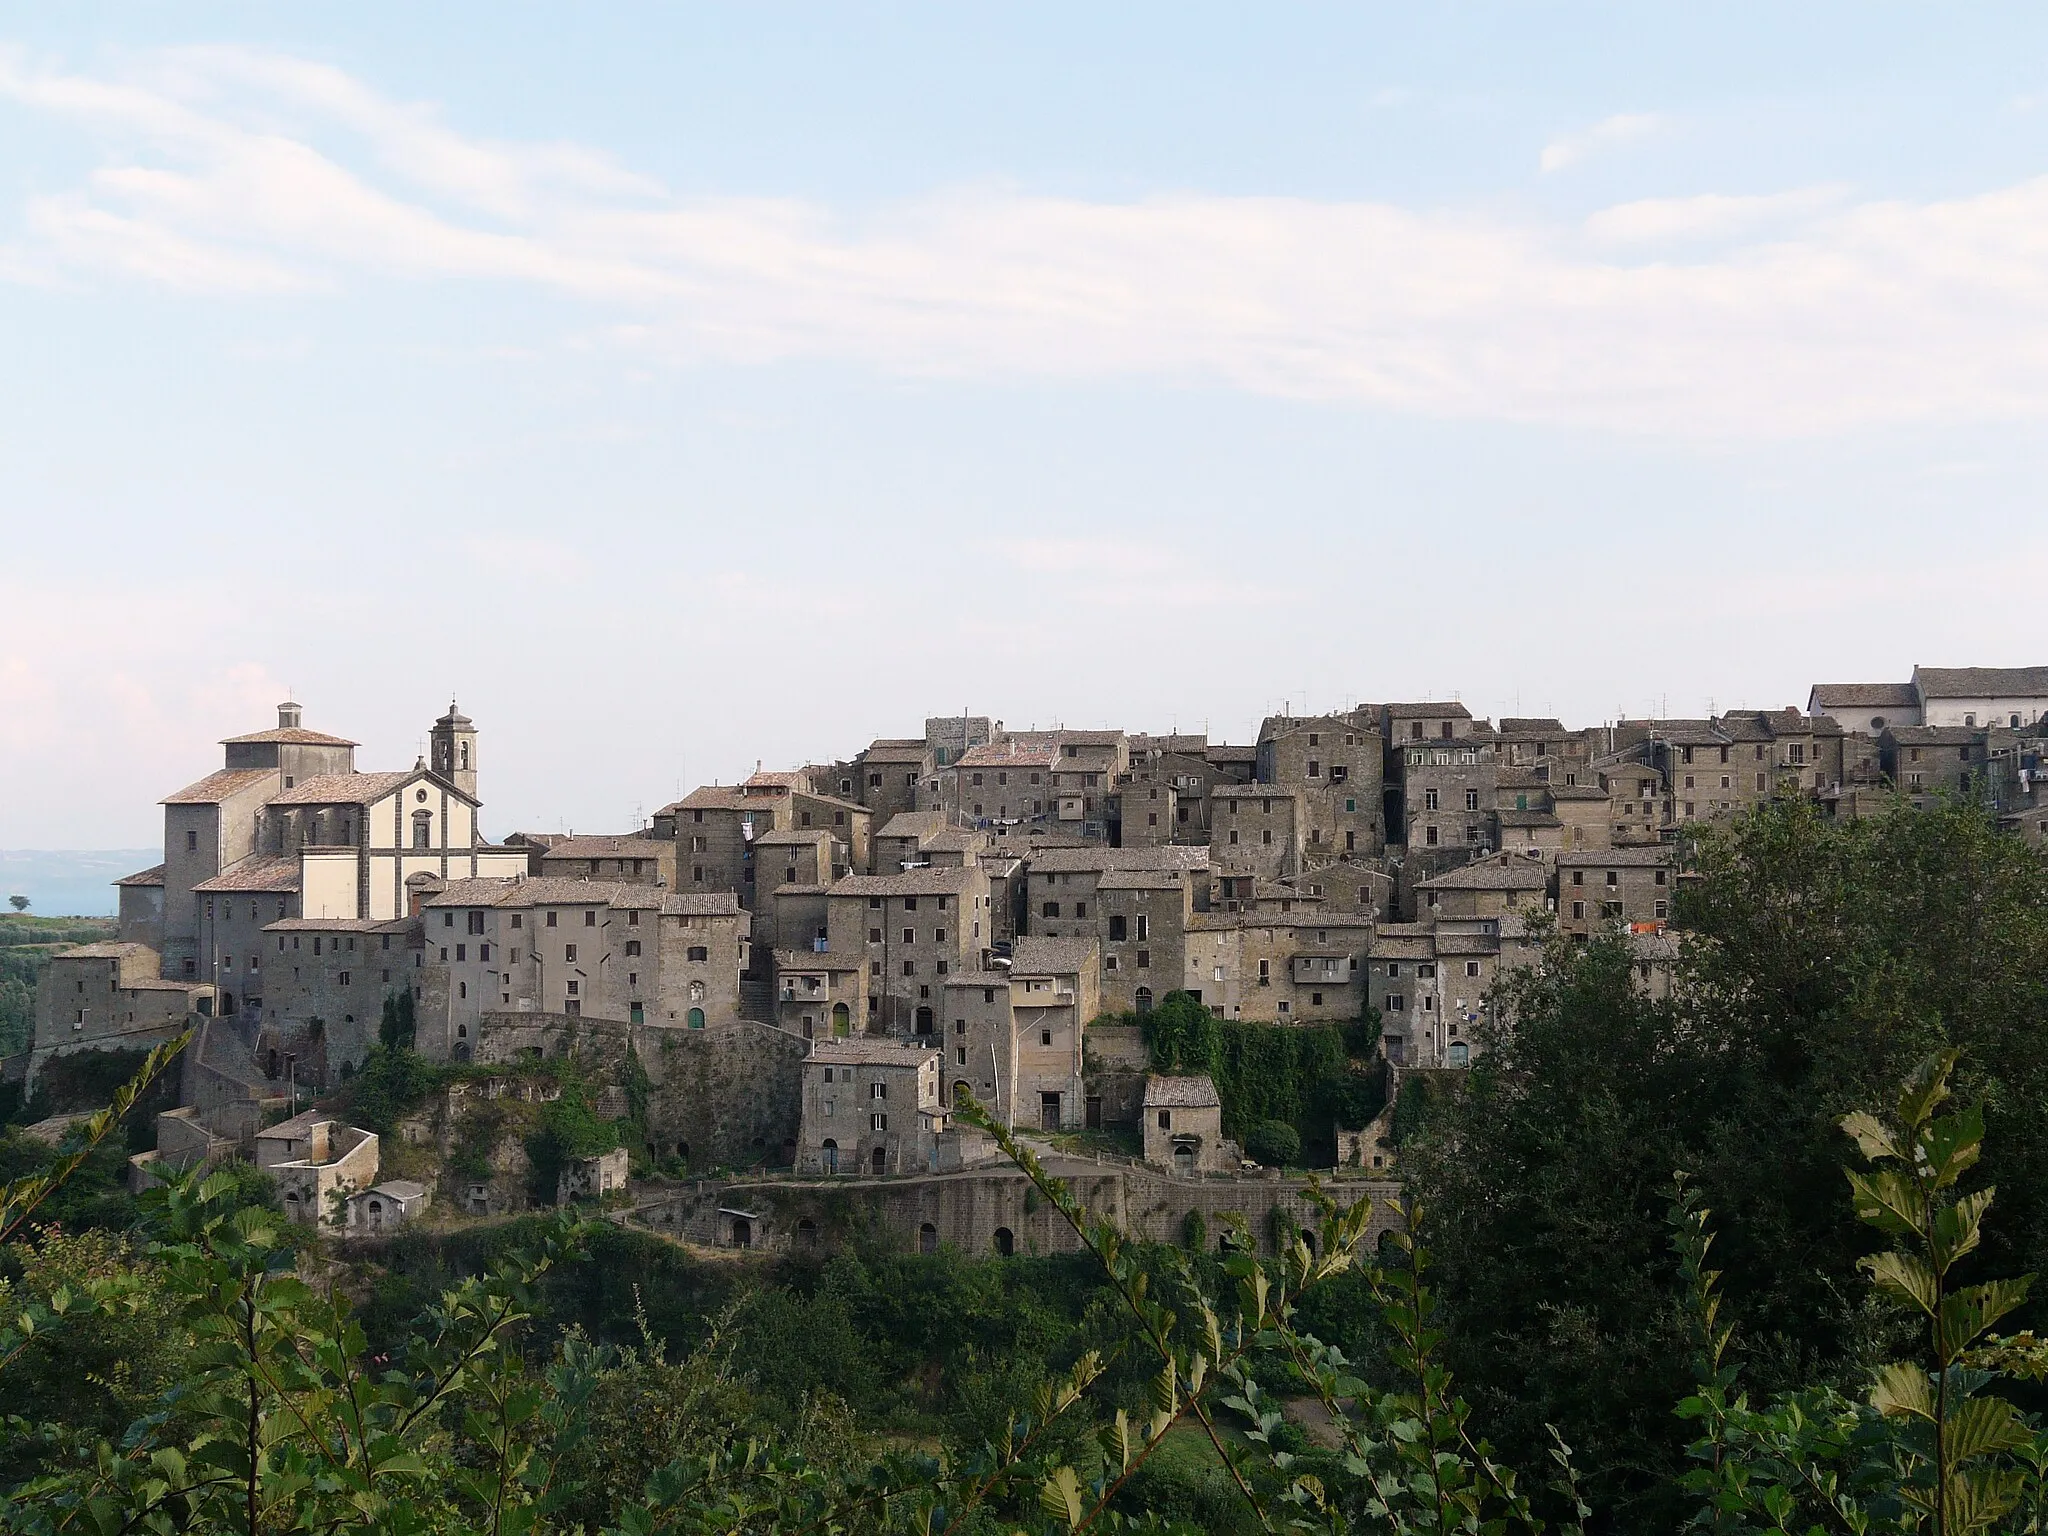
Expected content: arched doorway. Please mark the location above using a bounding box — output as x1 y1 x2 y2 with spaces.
687 1007 705 1029
780 1137 796 1165
832 1002 851 1037
220 992 236 1016
822 1138 838 1174
993 1227 1014 1257
914 1006 935 1036
951 1080 970 1106
920 1222 938 1254
1134 987 1154 1015
796 1218 818 1245
871 1146 886 1176
731 1217 751 1249
1173 1138 1197 1174
676 1140 690 1165
365 1198 384 1228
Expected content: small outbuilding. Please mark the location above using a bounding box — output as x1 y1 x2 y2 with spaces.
1142 1074 1232 1174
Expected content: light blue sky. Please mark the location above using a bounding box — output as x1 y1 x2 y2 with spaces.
5 4 2048 847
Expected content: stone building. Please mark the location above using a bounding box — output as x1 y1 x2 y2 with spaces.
824 865 995 1035
256 1109 379 1228
1024 845 1209 946
1557 848 1675 937
1416 852 1549 921
797 1039 942 1176
537 835 677 888
773 950 866 1041
1210 786 1304 878
853 739 932 831
1095 868 1192 1015
1881 726 1987 802
1183 911 1372 1023
1142 1074 1232 1173
1255 711 1387 859
1008 935 1097 1130
30 943 214 1086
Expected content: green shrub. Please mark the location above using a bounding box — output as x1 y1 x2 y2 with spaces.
1244 1119 1300 1166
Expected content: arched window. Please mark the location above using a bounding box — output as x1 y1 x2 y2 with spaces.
1135 987 1154 1015
822 1138 838 1174
687 1007 705 1029
797 1217 818 1243
412 811 432 850
459 741 470 769
920 1222 939 1254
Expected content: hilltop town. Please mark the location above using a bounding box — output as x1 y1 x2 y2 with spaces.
15 666 2048 1254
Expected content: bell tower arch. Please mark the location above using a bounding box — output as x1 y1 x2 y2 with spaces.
430 700 478 800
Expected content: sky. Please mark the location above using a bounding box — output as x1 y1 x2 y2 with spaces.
6 3 2048 849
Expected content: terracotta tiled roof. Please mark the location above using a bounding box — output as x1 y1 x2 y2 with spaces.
271 771 420 807
192 856 302 894
220 726 358 747
538 835 668 860
1144 1074 1221 1108
1012 936 1098 975
1915 666 2048 698
162 768 277 805
829 867 980 897
810 1039 938 1065
116 864 166 887
1810 683 1917 710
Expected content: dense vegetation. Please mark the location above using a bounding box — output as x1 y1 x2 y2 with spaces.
0 914 117 1060
1139 990 1385 1163
12 797 2048 1533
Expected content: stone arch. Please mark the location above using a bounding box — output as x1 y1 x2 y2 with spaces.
871 1145 886 1176
951 1080 970 1106
919 1222 939 1255
731 1216 752 1249
1134 987 1154 1015
822 1138 838 1174
687 1007 706 1029
993 1226 1015 1257
831 1002 851 1036
797 1217 818 1244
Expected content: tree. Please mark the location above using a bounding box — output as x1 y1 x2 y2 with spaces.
6 895 26 912
1142 989 1220 1075
1243 1120 1300 1167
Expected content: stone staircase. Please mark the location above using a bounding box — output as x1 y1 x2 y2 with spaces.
738 973 777 1025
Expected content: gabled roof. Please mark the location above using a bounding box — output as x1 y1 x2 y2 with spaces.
539 835 668 859
1419 856 1548 892
1497 718 1567 734
192 855 302 894
810 1039 938 1066
1012 935 1099 976
162 768 277 805
1884 726 1984 746
861 739 931 764
1386 701 1472 719
1809 683 1918 711
1558 848 1674 868
1914 666 2048 698
116 863 166 888
272 771 446 808
829 867 980 897
221 725 358 747
1027 845 1206 874
1144 1074 1221 1109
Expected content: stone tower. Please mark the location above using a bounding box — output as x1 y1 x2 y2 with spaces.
430 700 478 800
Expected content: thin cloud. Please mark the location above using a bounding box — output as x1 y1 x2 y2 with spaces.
7 52 2048 435
1539 112 1664 174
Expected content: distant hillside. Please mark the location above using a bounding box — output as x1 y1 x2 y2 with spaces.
0 850 157 918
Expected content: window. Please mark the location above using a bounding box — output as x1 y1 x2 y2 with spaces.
871 1113 888 1132
902 961 915 976
1042 901 1060 918
1040 1029 1053 1046
546 911 558 927
565 944 577 962
1572 900 1585 919
455 944 466 961
567 979 579 995
869 927 882 943
1465 789 1479 811
1425 825 1439 846
1109 915 1127 941
870 1081 887 1100
688 945 709 962
903 928 915 944
625 940 641 957
1424 788 1439 811
584 910 597 926
339 971 351 986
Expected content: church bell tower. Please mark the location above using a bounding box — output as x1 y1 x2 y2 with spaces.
430 700 478 800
